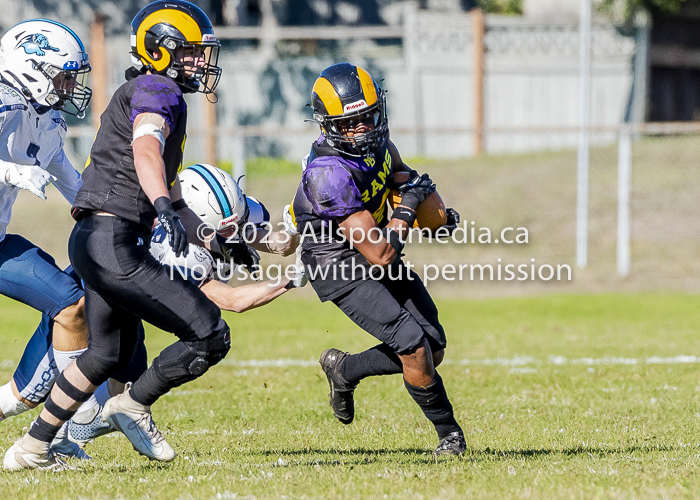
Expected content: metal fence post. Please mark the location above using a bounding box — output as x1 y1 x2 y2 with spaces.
617 125 632 276
576 0 592 269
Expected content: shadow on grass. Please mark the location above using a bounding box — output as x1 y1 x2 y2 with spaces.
256 443 676 466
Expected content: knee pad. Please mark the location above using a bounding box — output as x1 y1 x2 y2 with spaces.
153 321 231 387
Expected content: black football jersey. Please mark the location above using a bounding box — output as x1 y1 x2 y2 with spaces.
74 74 187 228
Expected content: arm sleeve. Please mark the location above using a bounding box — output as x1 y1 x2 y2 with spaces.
302 162 363 219
129 75 184 130
46 148 82 204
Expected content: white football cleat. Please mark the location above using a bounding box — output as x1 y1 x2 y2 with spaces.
50 421 91 460
4 434 70 471
102 383 175 462
67 403 115 448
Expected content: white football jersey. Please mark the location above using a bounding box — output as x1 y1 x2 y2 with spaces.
150 223 232 286
0 82 81 241
149 195 270 286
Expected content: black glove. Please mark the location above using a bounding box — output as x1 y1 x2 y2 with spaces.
221 238 261 277
438 208 461 236
154 196 188 258
397 173 436 211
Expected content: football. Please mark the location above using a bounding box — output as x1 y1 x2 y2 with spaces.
388 171 448 231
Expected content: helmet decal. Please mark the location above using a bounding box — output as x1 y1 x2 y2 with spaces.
312 77 343 116
17 34 60 57
189 164 233 219
356 67 378 106
136 10 203 72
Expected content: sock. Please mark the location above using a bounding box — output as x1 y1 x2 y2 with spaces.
129 366 166 407
404 372 462 440
53 348 102 423
342 343 403 384
0 381 30 420
94 382 111 406
28 415 63 444
52 348 85 374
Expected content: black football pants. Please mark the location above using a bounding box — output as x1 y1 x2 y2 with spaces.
332 270 447 355
68 215 228 390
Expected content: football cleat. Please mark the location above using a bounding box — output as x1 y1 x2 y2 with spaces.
50 421 91 460
102 383 175 462
319 348 357 425
67 403 115 448
4 434 71 471
433 431 466 457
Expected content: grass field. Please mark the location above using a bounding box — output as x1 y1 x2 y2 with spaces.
1 137 698 496
1 292 699 499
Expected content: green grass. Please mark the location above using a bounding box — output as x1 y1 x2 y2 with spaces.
1 292 700 499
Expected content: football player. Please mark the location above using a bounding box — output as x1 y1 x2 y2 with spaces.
3 0 256 470
0 19 94 453
290 63 465 456
1 163 303 455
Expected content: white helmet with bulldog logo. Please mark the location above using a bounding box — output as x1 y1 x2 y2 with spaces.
0 19 91 117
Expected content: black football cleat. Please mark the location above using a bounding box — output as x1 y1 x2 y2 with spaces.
434 431 466 457
319 348 357 425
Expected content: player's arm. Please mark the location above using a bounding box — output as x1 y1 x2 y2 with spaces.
250 227 298 256
0 111 53 199
46 147 81 204
132 112 171 202
338 210 408 267
200 278 290 313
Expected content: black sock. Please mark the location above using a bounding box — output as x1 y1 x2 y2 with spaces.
129 365 170 407
404 372 461 440
28 416 63 443
342 343 403 384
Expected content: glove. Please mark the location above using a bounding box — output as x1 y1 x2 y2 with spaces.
154 196 188 258
286 245 307 288
439 208 461 236
397 173 436 211
282 204 299 235
220 238 261 278
1 163 55 200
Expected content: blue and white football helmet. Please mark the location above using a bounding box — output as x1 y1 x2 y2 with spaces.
179 164 252 238
0 19 91 117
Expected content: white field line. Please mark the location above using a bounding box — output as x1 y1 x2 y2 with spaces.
1 355 699 370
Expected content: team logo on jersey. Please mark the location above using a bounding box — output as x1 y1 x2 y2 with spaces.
17 34 60 57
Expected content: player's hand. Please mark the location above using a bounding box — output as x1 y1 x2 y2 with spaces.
154 196 188 258
438 208 461 236
4 164 55 200
222 239 261 278
397 173 436 211
287 245 307 288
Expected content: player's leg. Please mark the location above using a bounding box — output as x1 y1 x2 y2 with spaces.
326 267 447 389
386 271 464 456
94 254 229 461
0 315 55 420
0 237 88 410
3 281 141 471
67 323 148 447
329 278 464 454
325 279 427 424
